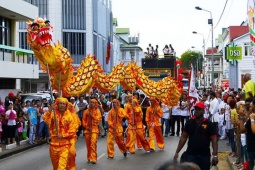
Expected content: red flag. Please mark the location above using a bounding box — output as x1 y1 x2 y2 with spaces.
106 33 111 64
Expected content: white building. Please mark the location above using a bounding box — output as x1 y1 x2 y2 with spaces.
0 0 38 99
18 0 114 92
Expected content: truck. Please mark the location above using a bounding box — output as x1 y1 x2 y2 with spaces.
141 57 176 82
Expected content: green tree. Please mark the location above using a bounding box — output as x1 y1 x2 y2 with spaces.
180 50 203 71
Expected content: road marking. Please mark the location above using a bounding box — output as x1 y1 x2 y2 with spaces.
97 153 106 160
97 144 117 160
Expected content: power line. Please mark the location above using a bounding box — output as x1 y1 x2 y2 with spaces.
214 0 229 29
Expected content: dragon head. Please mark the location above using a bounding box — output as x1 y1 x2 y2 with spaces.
27 17 53 46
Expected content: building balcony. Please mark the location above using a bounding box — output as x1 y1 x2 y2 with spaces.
206 65 223 73
0 45 39 79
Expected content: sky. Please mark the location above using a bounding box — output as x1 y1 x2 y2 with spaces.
111 0 248 57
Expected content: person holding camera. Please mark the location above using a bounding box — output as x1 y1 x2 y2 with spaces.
37 98 50 143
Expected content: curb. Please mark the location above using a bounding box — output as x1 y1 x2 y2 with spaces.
226 155 239 170
0 141 46 160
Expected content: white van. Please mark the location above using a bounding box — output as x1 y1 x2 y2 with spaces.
20 93 53 104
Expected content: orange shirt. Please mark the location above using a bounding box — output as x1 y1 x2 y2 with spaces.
124 102 132 123
133 106 144 129
82 108 102 134
108 107 126 133
146 105 163 126
43 110 76 144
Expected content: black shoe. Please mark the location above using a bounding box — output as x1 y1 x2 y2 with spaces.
107 156 114 159
164 134 168 137
176 134 179 136
91 161 96 164
170 134 174 136
123 152 127 157
150 149 155 152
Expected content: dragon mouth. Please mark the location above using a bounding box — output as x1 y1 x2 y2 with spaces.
30 28 53 46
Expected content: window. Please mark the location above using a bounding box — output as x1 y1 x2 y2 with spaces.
0 17 11 46
63 32 86 64
93 0 98 32
19 32 30 50
62 0 86 30
244 43 252 56
0 78 15 89
93 34 98 57
20 0 49 29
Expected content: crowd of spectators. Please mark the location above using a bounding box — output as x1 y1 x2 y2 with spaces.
1 74 255 169
145 43 176 58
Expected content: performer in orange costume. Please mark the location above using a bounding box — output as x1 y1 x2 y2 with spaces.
146 97 164 151
107 99 127 158
126 98 151 153
124 94 136 153
67 102 81 170
82 99 102 164
43 97 77 170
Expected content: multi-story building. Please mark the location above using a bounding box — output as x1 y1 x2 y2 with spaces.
0 0 38 99
220 25 250 90
112 18 143 67
204 47 222 87
18 0 113 92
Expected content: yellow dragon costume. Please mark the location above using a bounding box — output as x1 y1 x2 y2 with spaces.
26 17 181 107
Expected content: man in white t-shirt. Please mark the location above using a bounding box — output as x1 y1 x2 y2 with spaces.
161 103 170 137
209 91 220 137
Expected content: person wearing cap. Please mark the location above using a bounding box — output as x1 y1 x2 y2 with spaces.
146 97 164 151
173 102 218 170
82 99 102 164
43 97 77 170
70 97 79 114
107 99 127 158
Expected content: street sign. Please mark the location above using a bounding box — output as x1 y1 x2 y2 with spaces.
226 46 242 60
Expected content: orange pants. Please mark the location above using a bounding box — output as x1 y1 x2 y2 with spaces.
135 128 150 151
107 132 126 157
126 128 150 153
148 125 164 150
50 144 70 170
126 128 136 153
136 134 142 148
67 138 77 170
85 133 99 162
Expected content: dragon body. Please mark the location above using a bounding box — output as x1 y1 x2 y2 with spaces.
27 17 181 107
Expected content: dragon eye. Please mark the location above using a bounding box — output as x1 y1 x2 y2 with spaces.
44 20 50 27
31 23 39 30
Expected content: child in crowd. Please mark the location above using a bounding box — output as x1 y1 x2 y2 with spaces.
17 117 24 144
218 108 226 140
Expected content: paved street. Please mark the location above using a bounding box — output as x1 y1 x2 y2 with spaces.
0 135 230 170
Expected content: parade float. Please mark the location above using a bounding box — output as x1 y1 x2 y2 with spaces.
26 17 182 107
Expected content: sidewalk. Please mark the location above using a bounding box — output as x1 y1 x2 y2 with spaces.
0 140 46 160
